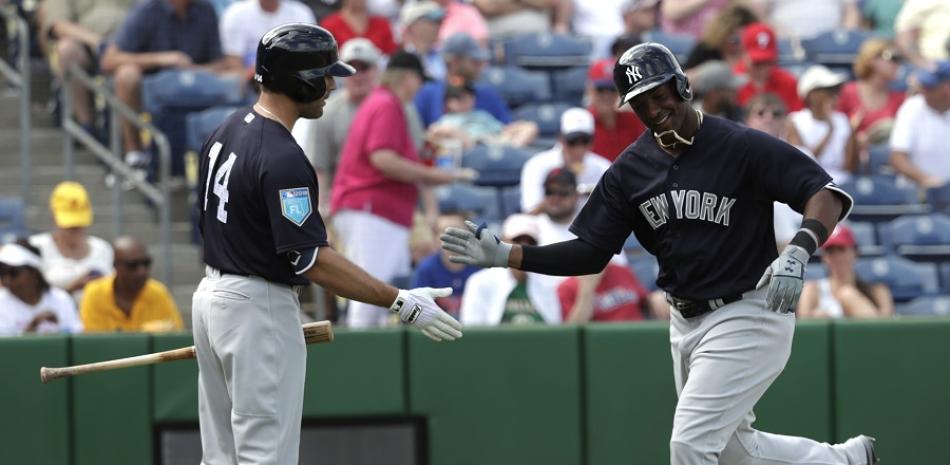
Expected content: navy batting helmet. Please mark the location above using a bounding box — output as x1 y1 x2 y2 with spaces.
613 42 691 106
254 23 356 103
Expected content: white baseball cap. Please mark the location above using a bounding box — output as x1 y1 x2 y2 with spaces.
0 243 42 269
560 107 595 139
340 38 382 65
797 65 848 99
502 214 540 242
400 1 444 28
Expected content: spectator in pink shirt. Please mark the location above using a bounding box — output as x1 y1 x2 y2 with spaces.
434 0 490 47
661 0 730 39
330 52 473 328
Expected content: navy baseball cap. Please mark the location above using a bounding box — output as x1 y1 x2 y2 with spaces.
388 50 430 81
442 33 490 62
917 60 950 88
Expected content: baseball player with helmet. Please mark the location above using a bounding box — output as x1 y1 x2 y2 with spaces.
194 23 462 465
442 43 878 465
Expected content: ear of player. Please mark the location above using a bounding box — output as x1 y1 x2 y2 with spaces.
390 287 464 342
440 221 512 268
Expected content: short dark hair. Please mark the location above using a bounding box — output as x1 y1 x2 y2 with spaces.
12 238 50 293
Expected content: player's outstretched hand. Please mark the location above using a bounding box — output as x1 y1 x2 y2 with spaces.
756 245 810 313
440 221 512 268
390 287 463 342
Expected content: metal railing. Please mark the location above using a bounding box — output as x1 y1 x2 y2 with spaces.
61 64 172 285
0 6 32 203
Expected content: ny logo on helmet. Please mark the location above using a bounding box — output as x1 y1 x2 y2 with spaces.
626 66 643 84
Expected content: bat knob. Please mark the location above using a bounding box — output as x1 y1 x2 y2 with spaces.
40 367 50 384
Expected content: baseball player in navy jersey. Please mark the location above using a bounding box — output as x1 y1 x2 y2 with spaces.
442 43 879 465
193 24 462 465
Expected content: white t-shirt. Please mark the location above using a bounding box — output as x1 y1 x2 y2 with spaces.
889 94 950 182
29 233 114 295
0 287 82 336
758 0 855 39
789 109 852 183
571 0 625 59
520 146 612 212
894 0 950 61
219 0 316 65
537 213 626 266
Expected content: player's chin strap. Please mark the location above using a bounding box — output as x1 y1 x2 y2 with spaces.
655 110 704 149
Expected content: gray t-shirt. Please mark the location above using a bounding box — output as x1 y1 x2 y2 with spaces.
292 91 360 183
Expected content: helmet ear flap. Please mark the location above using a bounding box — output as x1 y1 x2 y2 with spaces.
677 76 692 101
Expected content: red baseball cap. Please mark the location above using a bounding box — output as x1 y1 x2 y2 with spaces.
742 23 778 63
588 58 615 89
822 225 857 249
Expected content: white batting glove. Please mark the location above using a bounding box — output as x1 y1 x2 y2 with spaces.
440 221 512 268
390 287 463 342
756 245 810 313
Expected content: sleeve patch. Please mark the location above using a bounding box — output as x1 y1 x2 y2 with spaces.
278 187 312 226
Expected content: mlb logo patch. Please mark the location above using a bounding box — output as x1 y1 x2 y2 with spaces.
279 187 312 227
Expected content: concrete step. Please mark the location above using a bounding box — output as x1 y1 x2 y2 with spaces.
0 93 57 129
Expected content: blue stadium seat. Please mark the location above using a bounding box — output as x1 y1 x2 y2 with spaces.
941 263 950 293
783 61 817 79
640 30 695 64
865 144 892 176
628 254 659 291
0 197 26 244
882 214 950 262
185 106 240 153
895 295 950 317
801 30 874 75
503 33 592 69
805 263 828 281
478 66 552 109
838 176 928 223
461 144 534 188
500 185 523 218
926 182 950 214
848 221 884 257
550 66 589 106
436 184 502 223
855 255 939 302
777 37 806 66
141 70 246 175
512 102 574 139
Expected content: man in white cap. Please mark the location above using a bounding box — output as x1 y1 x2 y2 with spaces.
399 1 446 80
219 0 316 71
520 107 612 213
292 38 383 216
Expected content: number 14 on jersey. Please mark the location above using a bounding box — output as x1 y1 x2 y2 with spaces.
204 142 237 224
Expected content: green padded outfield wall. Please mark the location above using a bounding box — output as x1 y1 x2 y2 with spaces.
833 318 950 464
408 326 583 465
0 335 70 465
71 333 152 465
152 332 199 422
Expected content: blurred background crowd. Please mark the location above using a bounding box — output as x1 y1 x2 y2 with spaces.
0 0 948 336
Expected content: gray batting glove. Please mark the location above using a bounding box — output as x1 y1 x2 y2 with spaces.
439 221 512 268
390 287 463 342
756 245 810 313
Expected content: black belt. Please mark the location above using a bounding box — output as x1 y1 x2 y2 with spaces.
666 293 745 318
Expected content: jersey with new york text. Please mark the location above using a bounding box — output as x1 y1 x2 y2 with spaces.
570 115 849 300
198 107 328 286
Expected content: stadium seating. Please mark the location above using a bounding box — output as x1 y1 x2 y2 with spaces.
550 66 589 106
512 102 574 139
940 263 950 293
185 106 240 154
855 255 939 302
628 254 659 291
478 66 552 109
640 30 695 64
848 221 884 256
805 262 828 280
0 197 26 243
503 32 592 69
838 176 928 222
462 144 534 187
801 30 874 75
436 184 502 224
895 295 950 317
865 144 892 176
880 214 950 262
500 185 523 219
926 182 950 214
777 37 806 67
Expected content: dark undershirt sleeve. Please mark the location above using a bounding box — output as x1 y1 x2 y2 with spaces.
521 238 614 276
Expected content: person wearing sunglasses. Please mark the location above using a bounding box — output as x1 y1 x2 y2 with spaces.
836 39 905 149
79 236 183 333
520 107 612 214
0 240 83 336
796 225 893 318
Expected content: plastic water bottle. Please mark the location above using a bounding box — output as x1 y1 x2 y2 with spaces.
437 138 463 171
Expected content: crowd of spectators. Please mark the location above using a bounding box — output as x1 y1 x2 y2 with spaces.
13 0 950 331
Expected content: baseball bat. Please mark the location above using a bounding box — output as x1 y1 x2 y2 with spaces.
39 320 334 384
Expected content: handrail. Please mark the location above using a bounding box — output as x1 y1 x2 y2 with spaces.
0 6 32 204
61 64 172 285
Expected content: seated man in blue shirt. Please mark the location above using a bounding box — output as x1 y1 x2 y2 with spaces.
411 209 480 318
100 0 239 174
414 32 511 128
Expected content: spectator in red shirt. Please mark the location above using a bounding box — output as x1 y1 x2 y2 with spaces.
557 263 652 322
734 22 802 112
587 58 646 161
837 39 906 148
321 0 397 55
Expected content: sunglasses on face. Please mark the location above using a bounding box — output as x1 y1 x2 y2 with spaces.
878 50 902 63
565 136 592 146
119 258 152 270
595 86 617 94
0 265 23 278
752 108 785 118
545 188 575 198
347 61 374 72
